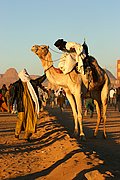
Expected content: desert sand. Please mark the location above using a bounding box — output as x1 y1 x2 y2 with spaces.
0 105 120 180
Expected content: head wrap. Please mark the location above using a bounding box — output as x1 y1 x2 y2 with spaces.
54 39 67 51
18 69 39 115
18 68 30 82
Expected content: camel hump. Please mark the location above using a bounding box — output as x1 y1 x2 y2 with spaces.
88 56 101 69
84 56 105 84
86 56 99 67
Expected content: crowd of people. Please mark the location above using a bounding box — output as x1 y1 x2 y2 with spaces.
108 87 120 111
0 83 15 113
1 80 120 141
1 82 120 115
47 88 67 111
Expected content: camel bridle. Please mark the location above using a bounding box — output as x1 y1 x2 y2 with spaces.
44 65 53 73
40 46 86 79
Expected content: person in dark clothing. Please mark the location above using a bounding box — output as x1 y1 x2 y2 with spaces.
84 93 94 118
1 84 7 104
12 69 46 141
82 39 89 57
54 39 68 52
116 87 120 112
57 91 65 112
0 87 8 112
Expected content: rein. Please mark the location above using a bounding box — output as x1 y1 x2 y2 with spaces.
42 47 65 73
44 65 53 73
42 46 70 63
49 47 62 54
41 55 67 63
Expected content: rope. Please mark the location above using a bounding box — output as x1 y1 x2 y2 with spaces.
43 46 68 63
41 55 67 63
49 46 77 63
49 47 63 54
44 65 53 73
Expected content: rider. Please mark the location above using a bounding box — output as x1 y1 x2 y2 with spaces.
54 39 103 82
54 39 86 74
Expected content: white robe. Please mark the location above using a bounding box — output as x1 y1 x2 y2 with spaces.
18 69 39 115
58 42 86 74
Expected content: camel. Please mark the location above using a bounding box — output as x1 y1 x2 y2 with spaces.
31 44 111 140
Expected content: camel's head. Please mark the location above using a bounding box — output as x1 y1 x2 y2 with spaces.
31 45 49 58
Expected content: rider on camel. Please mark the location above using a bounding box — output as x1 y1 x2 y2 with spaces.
54 39 103 83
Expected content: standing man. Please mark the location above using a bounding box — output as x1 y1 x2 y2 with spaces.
57 91 65 112
12 69 46 141
116 87 120 112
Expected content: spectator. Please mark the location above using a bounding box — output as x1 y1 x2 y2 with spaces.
116 87 120 112
5 85 13 113
57 91 65 112
84 94 94 118
109 88 116 106
49 89 56 108
0 88 8 112
38 86 48 111
1 84 7 104
12 69 46 141
9 84 18 114
0 89 4 111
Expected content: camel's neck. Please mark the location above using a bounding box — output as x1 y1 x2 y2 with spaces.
40 52 53 72
38 51 68 86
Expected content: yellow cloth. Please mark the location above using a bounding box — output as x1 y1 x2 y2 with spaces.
18 68 39 115
15 83 37 138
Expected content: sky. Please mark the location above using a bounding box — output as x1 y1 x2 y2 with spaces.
0 0 120 77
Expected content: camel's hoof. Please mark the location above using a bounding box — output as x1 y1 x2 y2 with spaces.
80 135 86 141
70 132 78 138
73 131 79 138
103 133 107 139
94 131 98 138
70 133 76 138
93 133 97 138
74 133 79 139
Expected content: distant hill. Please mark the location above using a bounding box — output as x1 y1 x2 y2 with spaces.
0 67 118 89
104 69 116 81
0 68 19 88
0 68 48 88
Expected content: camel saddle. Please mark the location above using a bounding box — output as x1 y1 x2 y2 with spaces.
84 56 104 83
53 67 63 74
74 56 104 83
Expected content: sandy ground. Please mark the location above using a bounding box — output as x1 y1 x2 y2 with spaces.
0 105 120 180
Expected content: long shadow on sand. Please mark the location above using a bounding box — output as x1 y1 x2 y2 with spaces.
1 108 120 179
47 107 120 179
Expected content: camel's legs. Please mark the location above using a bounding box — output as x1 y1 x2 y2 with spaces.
94 100 101 137
74 93 85 138
65 90 80 136
101 80 109 139
94 80 109 138
101 100 107 139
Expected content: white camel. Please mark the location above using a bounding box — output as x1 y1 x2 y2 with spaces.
31 45 110 140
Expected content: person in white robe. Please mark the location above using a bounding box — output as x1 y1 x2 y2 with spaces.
54 39 86 74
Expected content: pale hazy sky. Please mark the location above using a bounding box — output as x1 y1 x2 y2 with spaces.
0 0 120 77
